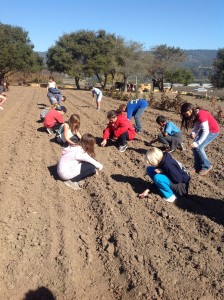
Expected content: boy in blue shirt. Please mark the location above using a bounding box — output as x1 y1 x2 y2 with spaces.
150 116 184 152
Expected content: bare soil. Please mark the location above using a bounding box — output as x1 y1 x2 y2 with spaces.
0 86 223 300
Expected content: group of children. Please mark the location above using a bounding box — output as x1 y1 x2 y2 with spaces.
41 77 220 201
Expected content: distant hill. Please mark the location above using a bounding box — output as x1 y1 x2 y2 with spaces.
183 50 217 66
37 49 218 79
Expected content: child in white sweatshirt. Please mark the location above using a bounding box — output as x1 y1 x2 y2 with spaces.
57 133 103 190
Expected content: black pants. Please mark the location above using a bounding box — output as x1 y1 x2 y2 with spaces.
71 162 96 182
117 131 129 146
52 122 63 131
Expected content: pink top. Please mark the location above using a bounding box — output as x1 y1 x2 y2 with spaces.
57 145 103 180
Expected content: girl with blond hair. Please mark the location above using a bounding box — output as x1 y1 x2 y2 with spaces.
139 147 190 202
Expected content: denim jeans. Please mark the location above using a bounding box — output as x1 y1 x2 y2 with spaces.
133 107 147 132
193 131 219 171
146 166 174 199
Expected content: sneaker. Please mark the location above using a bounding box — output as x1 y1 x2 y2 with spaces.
46 128 54 135
65 180 81 190
136 129 142 133
168 149 175 153
187 167 197 175
178 143 186 151
163 194 177 203
198 165 213 176
118 144 128 152
0 106 4 110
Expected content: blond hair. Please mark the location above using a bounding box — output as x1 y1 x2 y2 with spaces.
145 148 163 166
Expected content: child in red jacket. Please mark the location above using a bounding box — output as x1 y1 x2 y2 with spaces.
101 110 136 152
44 106 67 134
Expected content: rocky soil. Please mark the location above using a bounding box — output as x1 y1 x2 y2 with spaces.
0 86 223 300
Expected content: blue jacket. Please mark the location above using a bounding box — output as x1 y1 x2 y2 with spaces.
164 121 181 135
126 99 148 119
158 152 190 184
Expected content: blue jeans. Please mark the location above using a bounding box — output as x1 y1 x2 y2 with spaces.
133 107 147 132
146 166 174 199
193 131 219 171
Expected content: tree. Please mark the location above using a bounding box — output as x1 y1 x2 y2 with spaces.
149 44 185 91
116 41 146 92
47 30 124 89
0 23 43 82
210 48 224 88
165 68 194 87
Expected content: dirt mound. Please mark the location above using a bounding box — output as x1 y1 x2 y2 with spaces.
0 86 223 300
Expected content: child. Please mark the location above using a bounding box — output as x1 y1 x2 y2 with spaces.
47 89 66 106
149 116 184 152
43 106 67 134
40 103 60 121
118 96 149 133
101 110 136 152
181 102 220 176
56 114 82 146
57 133 103 190
90 86 103 110
47 76 57 91
139 147 190 202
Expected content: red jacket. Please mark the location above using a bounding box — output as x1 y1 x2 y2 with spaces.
103 114 136 140
44 109 64 128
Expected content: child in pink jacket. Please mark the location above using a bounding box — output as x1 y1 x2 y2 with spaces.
57 134 103 190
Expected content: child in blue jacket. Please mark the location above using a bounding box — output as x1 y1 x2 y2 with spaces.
139 147 190 202
150 116 184 152
119 98 149 133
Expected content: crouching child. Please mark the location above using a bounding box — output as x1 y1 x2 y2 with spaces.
139 147 190 202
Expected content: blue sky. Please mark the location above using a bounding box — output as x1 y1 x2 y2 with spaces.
1 0 223 52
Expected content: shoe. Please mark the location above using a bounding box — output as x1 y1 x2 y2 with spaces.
136 129 142 133
118 144 128 152
187 167 197 175
168 149 175 153
65 180 81 190
0 106 4 110
46 128 54 135
198 165 213 176
163 194 177 203
178 142 186 151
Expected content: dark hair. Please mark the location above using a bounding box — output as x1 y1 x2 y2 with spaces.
62 95 66 101
116 104 127 115
156 116 167 124
56 106 67 113
107 110 118 119
80 133 95 157
180 103 197 130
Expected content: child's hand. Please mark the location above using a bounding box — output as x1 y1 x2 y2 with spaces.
155 168 162 174
101 139 107 147
139 189 150 198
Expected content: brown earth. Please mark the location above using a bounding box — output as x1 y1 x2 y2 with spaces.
0 86 223 300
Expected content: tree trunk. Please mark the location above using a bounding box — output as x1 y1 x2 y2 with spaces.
75 76 80 89
101 73 108 90
123 76 128 92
